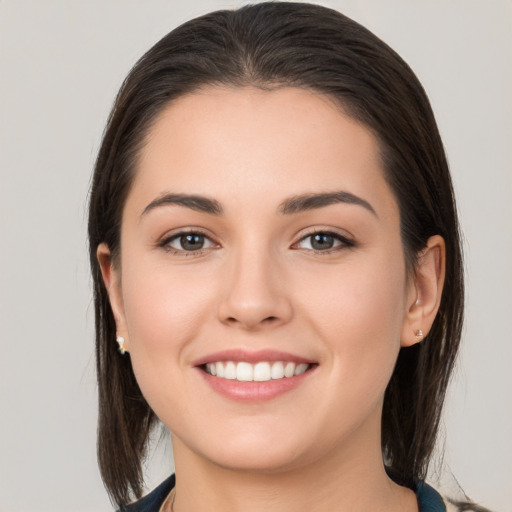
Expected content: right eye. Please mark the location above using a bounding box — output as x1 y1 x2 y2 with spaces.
161 231 217 255
293 230 354 253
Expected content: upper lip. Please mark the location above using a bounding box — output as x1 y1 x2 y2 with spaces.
192 349 315 367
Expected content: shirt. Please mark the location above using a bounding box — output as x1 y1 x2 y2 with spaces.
120 474 468 512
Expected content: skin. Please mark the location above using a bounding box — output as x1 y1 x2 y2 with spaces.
98 86 445 512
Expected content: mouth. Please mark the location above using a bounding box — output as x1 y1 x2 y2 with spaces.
202 361 311 382
194 350 317 401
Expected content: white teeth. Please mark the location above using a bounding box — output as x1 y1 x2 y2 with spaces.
236 362 253 382
253 362 271 382
225 361 236 379
204 361 310 381
294 363 309 376
215 361 225 378
271 361 285 379
284 362 295 378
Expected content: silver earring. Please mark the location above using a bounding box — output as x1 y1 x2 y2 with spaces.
116 336 127 354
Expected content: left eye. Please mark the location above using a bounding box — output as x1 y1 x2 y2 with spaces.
295 232 351 251
164 232 216 252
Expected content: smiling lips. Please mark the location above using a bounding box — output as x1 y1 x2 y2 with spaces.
205 361 310 382
196 350 316 401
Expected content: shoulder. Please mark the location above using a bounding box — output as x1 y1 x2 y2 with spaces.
119 475 175 512
416 480 448 512
120 475 491 512
443 499 493 512
416 481 492 512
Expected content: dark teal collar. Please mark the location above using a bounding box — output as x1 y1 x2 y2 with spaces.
121 474 446 511
120 474 175 512
415 480 446 512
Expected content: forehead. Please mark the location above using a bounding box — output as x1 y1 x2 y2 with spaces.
128 86 397 219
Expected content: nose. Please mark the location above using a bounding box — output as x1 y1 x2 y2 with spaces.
217 248 293 331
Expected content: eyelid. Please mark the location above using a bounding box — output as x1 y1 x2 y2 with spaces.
291 228 355 252
157 226 354 256
158 228 220 255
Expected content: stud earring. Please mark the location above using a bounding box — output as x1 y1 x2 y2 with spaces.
116 336 127 354
414 329 424 342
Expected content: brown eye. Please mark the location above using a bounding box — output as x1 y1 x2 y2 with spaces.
310 233 335 250
163 232 216 253
179 233 206 251
295 231 353 252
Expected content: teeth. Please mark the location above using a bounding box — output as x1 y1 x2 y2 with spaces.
236 362 253 382
294 363 309 376
271 361 284 379
204 361 311 382
284 362 295 378
253 362 271 382
225 361 236 380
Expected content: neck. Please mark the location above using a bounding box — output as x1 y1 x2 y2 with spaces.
169 419 417 512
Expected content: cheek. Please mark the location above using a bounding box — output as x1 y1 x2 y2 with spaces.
296 250 407 389
303 250 405 325
119 257 222 421
120 254 217 370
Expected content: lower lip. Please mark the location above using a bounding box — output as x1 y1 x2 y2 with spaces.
197 367 315 402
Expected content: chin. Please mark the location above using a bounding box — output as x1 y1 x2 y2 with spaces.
174 423 316 474
207 443 308 474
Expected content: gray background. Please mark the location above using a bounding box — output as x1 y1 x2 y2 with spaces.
1 1 511 511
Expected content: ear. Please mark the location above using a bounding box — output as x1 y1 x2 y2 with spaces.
97 243 129 352
401 235 446 347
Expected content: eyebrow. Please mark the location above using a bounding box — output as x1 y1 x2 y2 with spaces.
278 191 377 216
141 190 376 218
141 193 223 217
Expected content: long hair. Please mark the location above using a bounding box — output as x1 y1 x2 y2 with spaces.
88 2 464 506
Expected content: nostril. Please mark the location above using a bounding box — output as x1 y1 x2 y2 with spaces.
225 315 278 327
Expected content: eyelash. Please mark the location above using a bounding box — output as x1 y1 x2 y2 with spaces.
159 229 216 256
293 229 355 254
159 229 354 256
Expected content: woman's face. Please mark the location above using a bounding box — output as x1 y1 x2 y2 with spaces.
100 86 439 474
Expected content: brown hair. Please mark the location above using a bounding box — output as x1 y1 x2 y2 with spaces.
88 2 464 506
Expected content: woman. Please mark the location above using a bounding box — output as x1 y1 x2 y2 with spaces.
88 3 487 511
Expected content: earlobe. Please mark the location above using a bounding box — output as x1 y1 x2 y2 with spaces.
401 235 446 347
97 243 129 352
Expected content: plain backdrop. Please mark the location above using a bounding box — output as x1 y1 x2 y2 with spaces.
0 1 511 511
